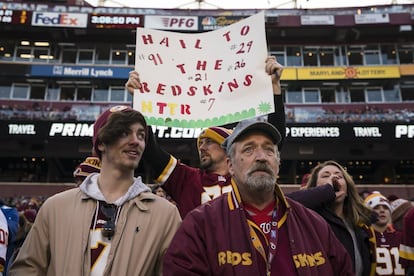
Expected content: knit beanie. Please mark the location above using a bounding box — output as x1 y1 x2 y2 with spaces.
93 106 132 156
197 126 232 149
364 191 391 210
391 198 413 224
23 209 37 223
73 156 101 178
93 105 147 158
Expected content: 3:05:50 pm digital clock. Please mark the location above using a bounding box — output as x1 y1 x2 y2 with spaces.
89 14 143 28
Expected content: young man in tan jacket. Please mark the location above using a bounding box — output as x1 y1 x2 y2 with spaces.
9 106 181 276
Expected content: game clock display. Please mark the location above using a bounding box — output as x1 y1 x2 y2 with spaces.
89 14 143 28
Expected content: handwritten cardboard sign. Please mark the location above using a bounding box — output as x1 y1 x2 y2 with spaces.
133 12 274 128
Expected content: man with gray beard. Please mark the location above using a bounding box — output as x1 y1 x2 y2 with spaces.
244 154 278 192
163 118 353 276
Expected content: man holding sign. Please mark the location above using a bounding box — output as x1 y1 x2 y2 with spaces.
126 56 285 218
127 12 338 219
126 13 290 219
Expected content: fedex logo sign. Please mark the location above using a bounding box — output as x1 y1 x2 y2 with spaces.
145 15 198 31
32 12 87 28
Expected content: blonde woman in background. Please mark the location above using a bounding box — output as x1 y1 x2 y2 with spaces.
305 160 376 276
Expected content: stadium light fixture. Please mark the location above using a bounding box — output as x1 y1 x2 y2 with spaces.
399 25 412 32
27 79 44 83
34 42 50 47
19 54 33 59
39 55 54 60
58 42 76 47
351 82 369 86
322 82 339 86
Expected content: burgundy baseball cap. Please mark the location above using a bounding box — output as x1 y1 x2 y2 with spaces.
93 105 133 156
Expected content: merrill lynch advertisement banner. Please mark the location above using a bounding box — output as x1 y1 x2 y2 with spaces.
133 12 274 128
31 65 131 78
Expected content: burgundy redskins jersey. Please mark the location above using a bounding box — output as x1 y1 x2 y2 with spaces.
374 227 405 275
89 202 121 276
160 160 232 218
399 208 414 271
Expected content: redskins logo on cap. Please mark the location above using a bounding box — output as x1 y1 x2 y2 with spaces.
109 105 130 113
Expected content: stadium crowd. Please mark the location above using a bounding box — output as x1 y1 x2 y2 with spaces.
0 103 78 121
2 101 414 123
285 105 414 123
2 172 414 275
1 60 414 274
1 58 414 276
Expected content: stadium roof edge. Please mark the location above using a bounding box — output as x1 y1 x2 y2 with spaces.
1 2 414 16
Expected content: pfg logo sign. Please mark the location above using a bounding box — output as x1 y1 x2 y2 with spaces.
32 12 88 28
395 125 414 139
145 15 198 31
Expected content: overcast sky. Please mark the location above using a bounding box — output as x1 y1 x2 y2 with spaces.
86 0 413 9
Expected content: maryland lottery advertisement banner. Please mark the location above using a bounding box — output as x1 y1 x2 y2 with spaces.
133 12 273 128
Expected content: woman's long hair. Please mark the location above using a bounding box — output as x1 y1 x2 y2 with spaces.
306 160 372 226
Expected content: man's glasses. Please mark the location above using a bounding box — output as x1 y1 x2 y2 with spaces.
101 203 117 240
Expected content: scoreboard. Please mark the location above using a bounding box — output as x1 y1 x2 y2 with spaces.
0 9 30 24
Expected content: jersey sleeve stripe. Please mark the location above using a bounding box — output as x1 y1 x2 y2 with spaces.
155 156 177 184
400 244 414 261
